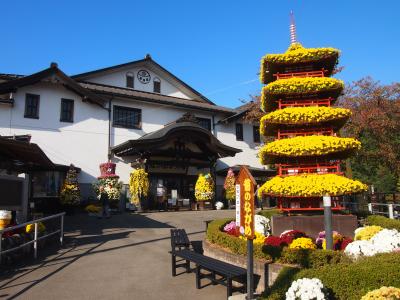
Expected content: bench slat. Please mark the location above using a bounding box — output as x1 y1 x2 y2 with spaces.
174 249 246 277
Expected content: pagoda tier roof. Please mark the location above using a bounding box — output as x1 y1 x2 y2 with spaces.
260 106 351 136
261 77 344 112
259 135 361 165
260 43 339 84
258 173 367 198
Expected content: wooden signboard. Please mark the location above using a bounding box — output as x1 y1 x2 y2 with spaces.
236 166 256 240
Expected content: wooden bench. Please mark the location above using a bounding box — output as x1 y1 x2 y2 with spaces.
170 229 247 298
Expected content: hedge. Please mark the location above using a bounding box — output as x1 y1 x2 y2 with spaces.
263 253 400 300
366 215 400 231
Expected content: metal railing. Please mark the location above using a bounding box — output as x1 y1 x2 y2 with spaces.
0 212 65 263
368 203 400 219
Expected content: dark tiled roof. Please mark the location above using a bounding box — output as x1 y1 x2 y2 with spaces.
0 64 107 108
79 81 237 114
0 74 25 81
112 120 241 158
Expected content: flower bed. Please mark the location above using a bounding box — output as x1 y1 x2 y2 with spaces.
261 77 344 112
260 107 351 136
259 135 361 161
258 174 367 197
207 219 349 269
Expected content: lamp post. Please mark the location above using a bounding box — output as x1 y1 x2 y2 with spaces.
323 195 333 250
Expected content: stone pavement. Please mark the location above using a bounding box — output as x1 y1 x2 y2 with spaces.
0 210 235 300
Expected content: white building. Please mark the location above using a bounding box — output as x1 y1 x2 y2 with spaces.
0 55 273 208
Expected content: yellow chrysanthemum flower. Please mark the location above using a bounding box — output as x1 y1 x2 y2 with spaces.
261 77 344 112
259 135 361 164
258 174 367 197
260 43 340 83
260 106 351 136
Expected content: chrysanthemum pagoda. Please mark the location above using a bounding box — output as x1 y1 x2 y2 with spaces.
258 13 367 212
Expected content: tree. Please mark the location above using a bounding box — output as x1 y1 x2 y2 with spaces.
339 77 400 192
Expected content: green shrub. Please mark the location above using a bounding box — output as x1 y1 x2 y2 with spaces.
206 218 273 261
277 248 350 268
366 215 400 231
257 209 282 219
264 253 400 300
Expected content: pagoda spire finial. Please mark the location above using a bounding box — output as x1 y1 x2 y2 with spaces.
289 10 297 44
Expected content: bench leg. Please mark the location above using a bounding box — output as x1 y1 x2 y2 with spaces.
171 254 177 277
186 260 190 273
211 271 217 285
196 265 201 289
227 278 232 298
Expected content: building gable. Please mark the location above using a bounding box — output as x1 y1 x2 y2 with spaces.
72 55 214 104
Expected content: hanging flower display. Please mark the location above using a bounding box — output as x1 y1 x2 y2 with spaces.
93 177 123 203
60 165 81 206
93 162 122 204
259 135 361 163
129 168 149 205
258 174 367 197
223 168 236 202
195 173 214 201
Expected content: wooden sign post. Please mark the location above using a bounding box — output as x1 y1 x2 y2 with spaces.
236 166 256 299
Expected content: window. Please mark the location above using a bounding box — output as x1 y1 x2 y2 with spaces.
253 125 260 143
197 117 211 131
153 77 161 93
113 105 141 129
60 99 74 122
24 94 40 119
126 72 134 88
236 123 243 141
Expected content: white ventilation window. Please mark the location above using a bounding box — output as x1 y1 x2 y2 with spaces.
153 77 161 93
126 72 134 88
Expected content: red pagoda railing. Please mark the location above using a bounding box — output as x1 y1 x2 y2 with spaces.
277 162 342 176
277 128 334 139
274 69 325 80
277 197 344 212
278 98 333 109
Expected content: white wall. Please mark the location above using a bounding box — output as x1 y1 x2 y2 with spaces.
0 82 109 183
0 81 264 195
213 119 264 185
83 66 192 99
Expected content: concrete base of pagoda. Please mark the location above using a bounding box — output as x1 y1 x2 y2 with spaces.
271 214 357 238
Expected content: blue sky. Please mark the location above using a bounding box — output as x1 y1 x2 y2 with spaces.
1 1 399 108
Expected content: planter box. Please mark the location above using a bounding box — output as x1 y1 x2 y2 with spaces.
203 240 287 294
271 214 357 238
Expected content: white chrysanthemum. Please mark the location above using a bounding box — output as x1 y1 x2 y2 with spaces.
286 278 327 300
345 228 400 259
0 210 12 219
344 240 378 258
370 229 400 253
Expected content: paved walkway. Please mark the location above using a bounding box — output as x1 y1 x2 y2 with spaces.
0 210 235 300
